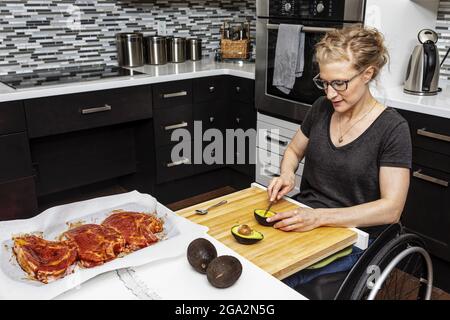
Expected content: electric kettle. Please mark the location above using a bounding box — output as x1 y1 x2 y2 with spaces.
404 29 440 96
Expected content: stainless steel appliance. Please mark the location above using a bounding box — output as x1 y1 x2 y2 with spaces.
167 37 187 63
187 38 202 61
404 29 440 96
144 36 167 65
115 32 144 67
0 65 145 89
255 0 366 122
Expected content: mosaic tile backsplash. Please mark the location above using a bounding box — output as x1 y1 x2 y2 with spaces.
437 0 450 79
0 0 256 75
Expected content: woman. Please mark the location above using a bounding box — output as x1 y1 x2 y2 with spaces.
267 25 412 287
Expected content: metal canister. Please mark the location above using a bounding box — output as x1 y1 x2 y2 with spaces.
144 36 167 65
167 37 186 63
187 38 202 61
115 32 144 67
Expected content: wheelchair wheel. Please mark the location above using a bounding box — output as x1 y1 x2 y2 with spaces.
349 234 432 300
367 246 433 300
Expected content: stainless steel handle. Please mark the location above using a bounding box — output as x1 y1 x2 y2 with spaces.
162 91 188 99
266 134 288 146
166 157 190 168
413 169 448 187
417 128 450 143
264 168 280 177
209 117 215 123
164 121 188 131
81 104 112 115
235 86 241 93
209 86 215 93
267 23 335 33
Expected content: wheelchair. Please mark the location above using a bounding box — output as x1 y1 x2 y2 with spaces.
295 223 434 300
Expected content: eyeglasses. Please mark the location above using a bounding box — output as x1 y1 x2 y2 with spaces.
313 70 363 92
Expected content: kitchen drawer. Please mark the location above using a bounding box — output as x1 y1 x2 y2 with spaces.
155 143 194 184
32 126 136 196
0 132 33 182
257 121 297 155
255 165 301 198
257 147 304 176
194 141 225 175
231 101 256 130
402 164 450 261
153 104 193 147
257 112 300 133
193 100 227 132
193 76 227 103
413 147 450 174
0 100 26 135
229 77 254 103
397 109 450 156
25 85 152 138
152 80 193 108
0 176 38 221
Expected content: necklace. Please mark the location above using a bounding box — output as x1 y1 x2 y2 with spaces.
338 100 378 144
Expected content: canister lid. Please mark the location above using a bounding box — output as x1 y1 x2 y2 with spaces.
116 32 143 40
187 38 202 44
418 29 438 44
145 35 166 42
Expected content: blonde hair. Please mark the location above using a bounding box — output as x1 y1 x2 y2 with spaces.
315 24 389 80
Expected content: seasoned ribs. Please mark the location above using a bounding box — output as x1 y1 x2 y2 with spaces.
13 235 78 284
63 224 125 268
102 212 163 252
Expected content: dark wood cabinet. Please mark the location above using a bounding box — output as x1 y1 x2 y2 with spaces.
152 80 193 108
0 176 38 221
25 85 152 138
397 109 450 262
0 101 26 135
0 132 33 182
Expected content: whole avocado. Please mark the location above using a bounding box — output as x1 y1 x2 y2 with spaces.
206 255 243 288
187 238 218 274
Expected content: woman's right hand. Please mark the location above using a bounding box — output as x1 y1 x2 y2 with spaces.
267 172 296 202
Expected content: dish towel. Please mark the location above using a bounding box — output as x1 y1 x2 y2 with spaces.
272 24 305 95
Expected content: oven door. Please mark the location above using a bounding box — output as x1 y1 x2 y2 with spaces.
256 18 339 122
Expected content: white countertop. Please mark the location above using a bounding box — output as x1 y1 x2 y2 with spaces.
0 59 255 103
55 233 305 300
373 82 450 119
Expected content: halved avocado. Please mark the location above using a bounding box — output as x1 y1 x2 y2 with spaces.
254 209 276 226
231 224 264 245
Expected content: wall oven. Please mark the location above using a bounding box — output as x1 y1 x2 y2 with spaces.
255 0 366 122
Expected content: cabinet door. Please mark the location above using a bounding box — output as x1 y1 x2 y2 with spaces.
0 132 33 183
402 164 450 261
0 176 38 221
153 104 193 147
152 80 193 108
32 126 136 196
0 101 26 135
155 142 194 184
230 101 256 177
193 76 227 103
229 77 255 104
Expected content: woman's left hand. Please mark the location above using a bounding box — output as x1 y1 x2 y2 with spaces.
266 207 321 232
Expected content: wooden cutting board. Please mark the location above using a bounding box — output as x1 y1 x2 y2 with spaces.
176 186 357 280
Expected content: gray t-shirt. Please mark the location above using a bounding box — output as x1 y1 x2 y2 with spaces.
296 96 412 237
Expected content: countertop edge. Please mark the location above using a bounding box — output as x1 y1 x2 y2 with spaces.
0 65 255 103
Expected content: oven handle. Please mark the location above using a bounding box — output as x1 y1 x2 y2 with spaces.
267 24 335 33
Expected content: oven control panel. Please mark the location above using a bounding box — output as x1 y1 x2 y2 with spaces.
269 0 346 20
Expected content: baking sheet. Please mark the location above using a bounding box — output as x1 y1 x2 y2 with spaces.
0 191 208 300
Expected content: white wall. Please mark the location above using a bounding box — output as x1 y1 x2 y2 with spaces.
365 0 440 89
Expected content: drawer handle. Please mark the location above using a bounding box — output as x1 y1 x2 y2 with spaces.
413 169 448 187
209 86 215 93
266 135 289 146
264 168 280 177
166 158 190 168
164 121 188 131
81 104 112 115
162 91 188 99
417 128 450 143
